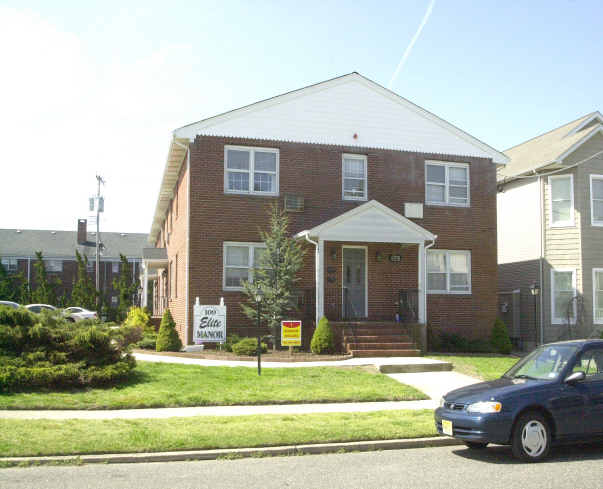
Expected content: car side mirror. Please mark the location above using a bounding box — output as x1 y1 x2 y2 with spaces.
564 371 586 384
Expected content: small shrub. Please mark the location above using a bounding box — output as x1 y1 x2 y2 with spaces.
124 307 151 330
223 333 242 352
232 337 267 356
136 335 157 350
156 309 182 352
429 329 494 353
491 318 512 354
114 324 144 350
310 317 334 354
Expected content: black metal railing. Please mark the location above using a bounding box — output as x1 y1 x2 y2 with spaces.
397 289 419 324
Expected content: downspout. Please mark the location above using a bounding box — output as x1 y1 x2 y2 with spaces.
538 174 545 345
424 235 437 322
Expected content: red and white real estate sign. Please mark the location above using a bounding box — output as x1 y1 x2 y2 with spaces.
281 320 302 346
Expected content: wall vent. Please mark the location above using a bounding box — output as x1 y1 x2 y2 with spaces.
284 194 304 212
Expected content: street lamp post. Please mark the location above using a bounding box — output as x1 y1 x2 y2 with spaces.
255 289 264 376
530 283 540 345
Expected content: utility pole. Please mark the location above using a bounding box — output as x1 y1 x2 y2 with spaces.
94 175 105 310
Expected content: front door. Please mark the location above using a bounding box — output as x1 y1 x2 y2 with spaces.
342 247 366 318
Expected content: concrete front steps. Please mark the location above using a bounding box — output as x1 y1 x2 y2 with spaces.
335 322 422 358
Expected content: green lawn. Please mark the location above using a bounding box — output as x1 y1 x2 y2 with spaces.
427 355 519 381
0 410 436 457
0 362 427 410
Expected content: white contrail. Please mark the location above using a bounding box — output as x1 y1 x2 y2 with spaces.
387 0 436 89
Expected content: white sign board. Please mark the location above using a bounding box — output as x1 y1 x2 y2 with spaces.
193 304 226 343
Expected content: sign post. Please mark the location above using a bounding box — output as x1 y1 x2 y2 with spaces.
281 320 302 355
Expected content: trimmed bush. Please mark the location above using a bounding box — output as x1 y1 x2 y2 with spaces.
136 334 157 350
0 305 135 392
156 309 182 352
231 337 267 356
491 318 512 354
223 333 242 352
311 317 335 354
124 307 151 330
428 327 494 354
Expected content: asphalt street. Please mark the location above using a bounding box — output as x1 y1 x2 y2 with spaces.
3 443 603 489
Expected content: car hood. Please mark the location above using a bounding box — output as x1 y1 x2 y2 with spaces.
443 377 552 404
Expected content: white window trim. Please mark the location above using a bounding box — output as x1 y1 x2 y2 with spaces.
223 242 268 291
551 268 577 325
224 145 279 196
590 174 603 227
425 160 470 207
427 249 472 295
593 268 603 325
548 174 575 228
342 154 368 201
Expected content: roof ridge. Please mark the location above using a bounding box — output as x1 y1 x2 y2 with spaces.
504 112 597 152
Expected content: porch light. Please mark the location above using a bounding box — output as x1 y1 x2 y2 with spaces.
376 251 384 262
255 289 264 304
330 248 337 260
530 283 540 296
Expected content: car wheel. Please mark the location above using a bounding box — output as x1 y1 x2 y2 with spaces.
512 412 551 461
66 317 75 323
464 441 488 450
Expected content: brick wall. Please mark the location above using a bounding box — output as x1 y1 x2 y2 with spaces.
160 135 498 344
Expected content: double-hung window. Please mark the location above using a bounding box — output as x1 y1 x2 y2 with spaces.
425 161 469 206
427 250 471 294
1 257 17 273
590 175 603 226
45 259 63 273
551 269 576 324
224 146 279 196
549 175 574 227
593 269 603 324
223 242 267 290
342 154 367 200
112 262 119 274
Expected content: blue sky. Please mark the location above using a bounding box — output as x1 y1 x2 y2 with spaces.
1 1 601 233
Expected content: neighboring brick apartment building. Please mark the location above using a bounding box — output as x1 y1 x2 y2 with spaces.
142 73 508 347
498 112 603 349
0 227 147 306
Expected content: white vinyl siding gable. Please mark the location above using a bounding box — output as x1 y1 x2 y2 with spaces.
425 161 469 207
551 269 576 324
342 154 367 201
224 146 279 196
427 250 471 294
223 242 267 291
548 174 574 227
590 175 603 226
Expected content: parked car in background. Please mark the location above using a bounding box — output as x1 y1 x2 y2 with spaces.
64 307 97 322
0 300 20 309
435 339 603 461
25 304 57 314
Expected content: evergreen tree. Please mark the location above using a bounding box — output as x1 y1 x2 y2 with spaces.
156 308 182 352
71 250 98 310
0 262 24 302
241 204 305 350
30 251 60 305
113 254 137 321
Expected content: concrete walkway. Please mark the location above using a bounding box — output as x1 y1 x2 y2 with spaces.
133 352 448 369
386 371 480 402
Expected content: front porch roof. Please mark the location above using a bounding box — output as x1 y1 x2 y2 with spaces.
295 200 435 243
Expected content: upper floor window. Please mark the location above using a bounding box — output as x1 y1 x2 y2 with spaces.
86 260 94 272
590 175 603 226
425 161 469 207
112 262 119 274
342 154 367 201
224 146 279 196
549 175 574 227
1 257 17 273
44 259 63 273
551 269 576 324
427 250 471 294
223 242 267 290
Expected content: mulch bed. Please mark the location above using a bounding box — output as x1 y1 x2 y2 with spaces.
133 349 351 362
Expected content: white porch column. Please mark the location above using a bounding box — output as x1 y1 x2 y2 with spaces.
418 243 426 323
315 238 325 323
142 263 149 308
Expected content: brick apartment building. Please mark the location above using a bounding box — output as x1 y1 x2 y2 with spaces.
0 226 147 306
142 73 508 350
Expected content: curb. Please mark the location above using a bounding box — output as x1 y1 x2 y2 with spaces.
0 437 462 467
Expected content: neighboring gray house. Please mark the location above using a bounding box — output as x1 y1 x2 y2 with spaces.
497 112 603 349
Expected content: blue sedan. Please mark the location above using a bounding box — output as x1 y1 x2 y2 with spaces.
434 339 603 461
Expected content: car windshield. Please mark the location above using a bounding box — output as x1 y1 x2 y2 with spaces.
503 345 579 380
